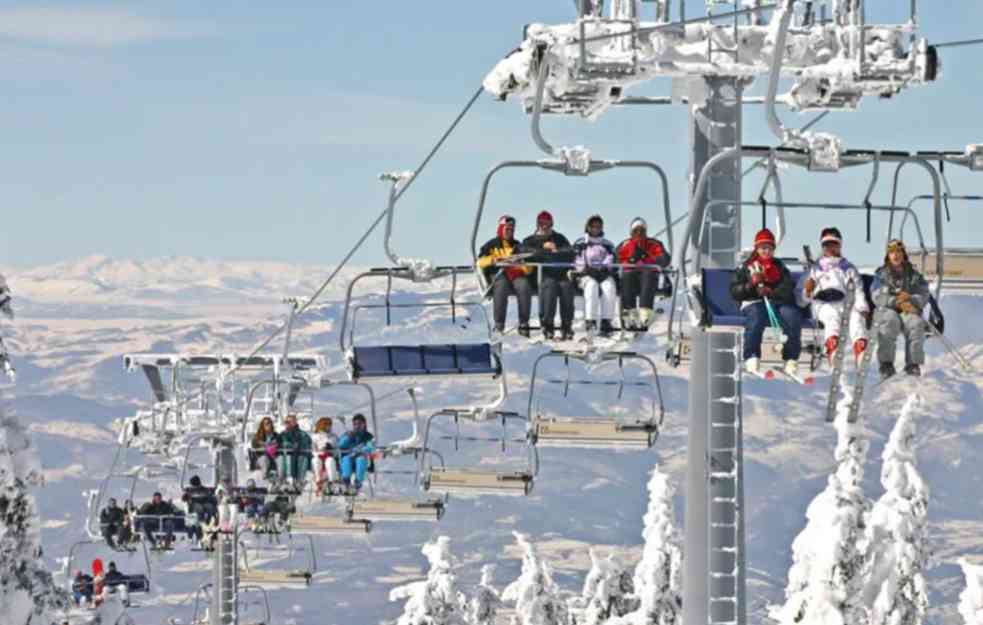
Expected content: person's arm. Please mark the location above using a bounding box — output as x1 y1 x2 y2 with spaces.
729 266 756 302
906 268 929 308
477 239 498 269
573 241 586 274
648 239 671 268
770 264 796 303
601 242 615 267
848 265 869 312
871 270 895 309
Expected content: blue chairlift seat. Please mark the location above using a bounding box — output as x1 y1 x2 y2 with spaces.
107 575 150 594
700 269 817 330
351 343 501 379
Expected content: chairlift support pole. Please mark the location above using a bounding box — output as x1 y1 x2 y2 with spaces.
684 77 745 625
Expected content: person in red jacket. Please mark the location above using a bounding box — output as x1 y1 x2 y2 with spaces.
616 217 671 330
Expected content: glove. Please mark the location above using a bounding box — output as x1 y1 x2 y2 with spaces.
567 270 580 281
899 301 918 315
758 285 774 298
630 247 646 263
265 444 278 458
751 272 765 286
896 291 911 303
804 277 816 297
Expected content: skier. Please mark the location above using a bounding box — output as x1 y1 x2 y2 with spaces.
100 561 131 607
572 214 618 337
136 492 182 549
522 210 576 340
250 416 279 479
337 413 376 494
730 228 803 376
616 217 671 331
477 215 534 336
239 479 269 532
872 239 931 378
312 417 340 495
99 498 126 550
72 570 94 607
276 414 312 491
798 227 869 365
182 475 218 525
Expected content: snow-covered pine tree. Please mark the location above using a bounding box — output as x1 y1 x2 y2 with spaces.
770 388 871 625
0 285 69 625
502 531 569 625
468 565 501 625
863 395 929 625
958 559 983 625
575 548 636 625
389 536 469 625
608 466 682 625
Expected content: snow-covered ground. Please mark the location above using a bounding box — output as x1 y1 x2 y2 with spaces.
5 256 983 625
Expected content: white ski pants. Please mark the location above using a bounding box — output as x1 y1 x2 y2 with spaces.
813 301 867 343
579 276 617 321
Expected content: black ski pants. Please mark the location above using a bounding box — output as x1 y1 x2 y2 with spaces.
538 276 575 329
621 270 658 311
492 275 532 329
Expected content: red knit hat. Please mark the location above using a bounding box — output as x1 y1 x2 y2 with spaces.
753 228 776 248
537 210 553 225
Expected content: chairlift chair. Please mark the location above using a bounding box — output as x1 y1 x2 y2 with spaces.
347 445 447 522
191 583 273 625
419 410 537 497
527 350 665 449
238 535 317 589
288 513 371 536
63 539 152 606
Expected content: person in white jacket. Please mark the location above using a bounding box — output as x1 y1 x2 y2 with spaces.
798 227 870 365
312 417 340 495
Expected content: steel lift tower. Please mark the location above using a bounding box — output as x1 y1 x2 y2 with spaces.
484 1 939 624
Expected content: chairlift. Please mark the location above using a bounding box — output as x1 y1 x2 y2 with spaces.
527 350 665 449
191 583 272 625
419 410 537 497
237 535 316 589
288 512 370 536
63 539 152 606
669 146 947 371
347 389 447 522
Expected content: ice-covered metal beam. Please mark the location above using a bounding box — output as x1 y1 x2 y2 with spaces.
483 4 937 120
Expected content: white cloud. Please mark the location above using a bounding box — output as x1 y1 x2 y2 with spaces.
0 7 212 47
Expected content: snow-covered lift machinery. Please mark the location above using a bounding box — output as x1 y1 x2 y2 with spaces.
483 2 940 625
526 349 665 449
419 409 537 496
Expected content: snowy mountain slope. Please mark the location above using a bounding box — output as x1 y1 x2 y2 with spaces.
4 256 982 625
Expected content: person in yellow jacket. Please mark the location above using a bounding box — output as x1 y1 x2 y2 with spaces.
478 215 533 336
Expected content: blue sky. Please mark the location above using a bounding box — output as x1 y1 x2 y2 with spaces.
0 2 980 268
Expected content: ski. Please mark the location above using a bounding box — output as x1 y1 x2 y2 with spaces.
845 334 877 423
824 282 856 422
765 367 816 385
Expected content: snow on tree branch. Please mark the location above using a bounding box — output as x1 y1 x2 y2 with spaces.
958 559 983 625
863 395 929 625
608 466 682 625
770 388 871 625
502 532 569 625
468 565 501 625
574 548 636 625
389 536 469 625
0 384 70 625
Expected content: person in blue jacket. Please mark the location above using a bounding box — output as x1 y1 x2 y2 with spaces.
337 413 375 494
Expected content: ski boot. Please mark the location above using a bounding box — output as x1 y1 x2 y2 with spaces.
637 307 654 331
599 319 615 338
784 359 799 377
904 363 921 377
621 310 637 331
852 338 868 365
825 336 839 367
560 324 575 341
517 324 531 338
584 320 598 336
878 361 896 380
745 357 761 375
542 324 555 341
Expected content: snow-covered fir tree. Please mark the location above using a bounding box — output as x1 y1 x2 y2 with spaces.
502 532 569 625
608 466 683 625
389 536 469 625
770 389 871 625
958 559 983 625
468 565 501 625
863 395 929 625
0 284 69 625
574 548 636 625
